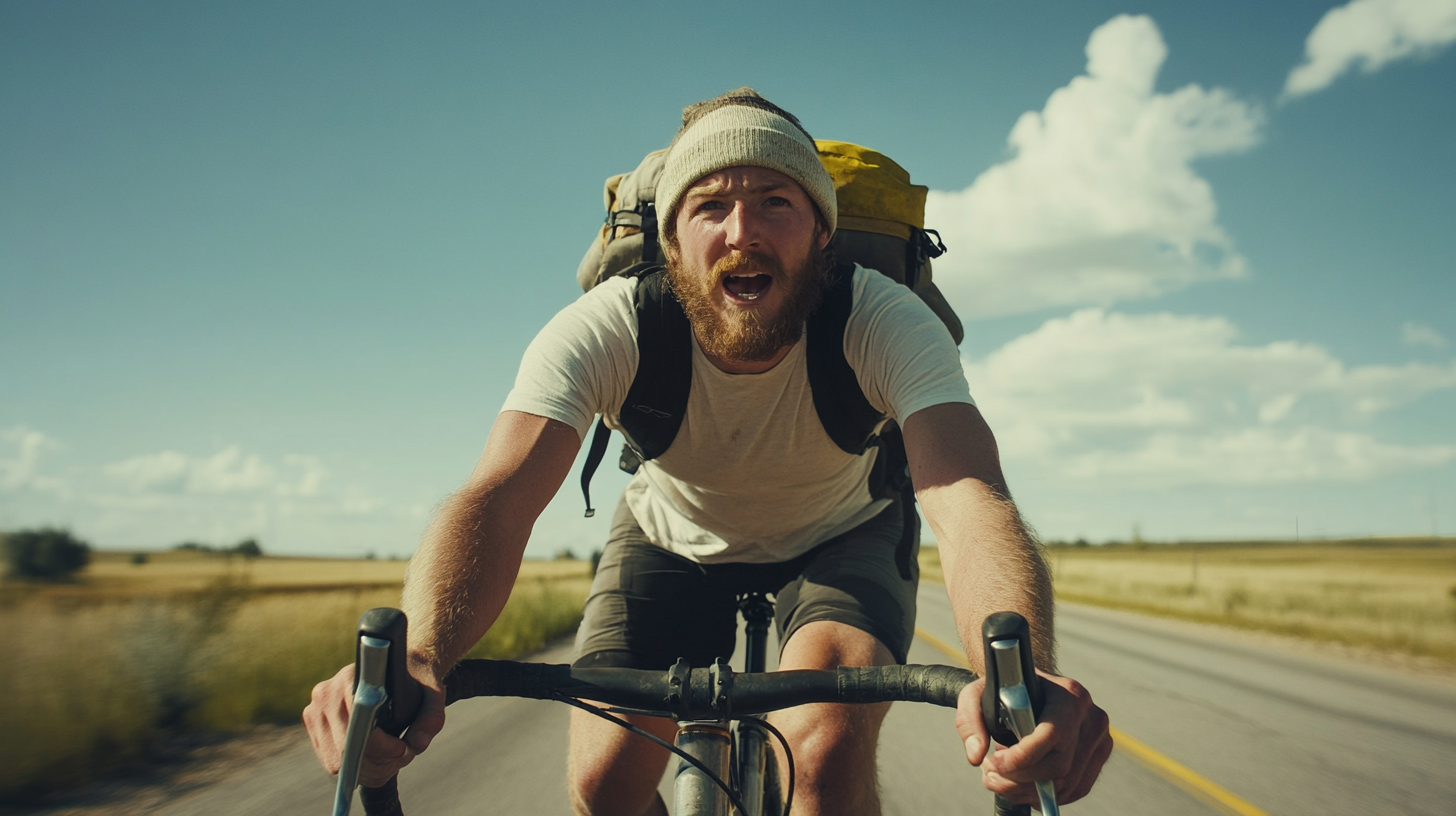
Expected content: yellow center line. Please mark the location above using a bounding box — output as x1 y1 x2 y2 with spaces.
913 627 1271 816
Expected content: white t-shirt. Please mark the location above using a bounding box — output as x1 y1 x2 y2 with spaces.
502 265 974 564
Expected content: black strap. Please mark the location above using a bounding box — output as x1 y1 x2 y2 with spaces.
578 265 691 515
617 266 692 461
638 201 659 265
806 262 886 456
580 418 614 518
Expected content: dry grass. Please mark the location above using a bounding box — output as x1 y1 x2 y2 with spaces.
1 555 593 799
921 539 1456 664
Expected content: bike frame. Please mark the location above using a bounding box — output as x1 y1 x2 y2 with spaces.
671 592 777 816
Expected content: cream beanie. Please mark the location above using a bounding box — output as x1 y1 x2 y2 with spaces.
656 102 837 236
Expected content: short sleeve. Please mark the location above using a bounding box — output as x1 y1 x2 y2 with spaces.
843 266 975 424
499 277 639 439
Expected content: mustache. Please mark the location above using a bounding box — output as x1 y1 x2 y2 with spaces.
714 251 784 278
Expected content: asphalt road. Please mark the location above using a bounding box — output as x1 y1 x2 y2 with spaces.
153 586 1456 815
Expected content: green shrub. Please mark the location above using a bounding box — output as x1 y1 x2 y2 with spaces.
2 528 91 581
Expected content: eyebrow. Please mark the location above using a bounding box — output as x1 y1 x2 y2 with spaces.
685 178 789 198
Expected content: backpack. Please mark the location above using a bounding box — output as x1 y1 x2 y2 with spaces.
574 142 963 573
576 141 963 344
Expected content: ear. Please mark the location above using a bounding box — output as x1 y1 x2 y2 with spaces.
814 225 833 251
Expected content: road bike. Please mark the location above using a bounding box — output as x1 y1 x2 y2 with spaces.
332 598 1057 816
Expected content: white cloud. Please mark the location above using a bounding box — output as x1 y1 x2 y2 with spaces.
0 426 65 493
1284 0 1456 98
1403 320 1449 348
925 15 1261 319
106 445 328 497
965 309 1456 485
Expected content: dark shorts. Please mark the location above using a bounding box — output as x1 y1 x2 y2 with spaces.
572 495 920 669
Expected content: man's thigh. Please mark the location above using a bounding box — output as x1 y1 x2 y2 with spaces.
573 499 741 669
773 496 921 665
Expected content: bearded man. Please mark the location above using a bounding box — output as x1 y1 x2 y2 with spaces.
305 90 1111 816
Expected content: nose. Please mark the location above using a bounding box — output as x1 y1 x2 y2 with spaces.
723 201 761 251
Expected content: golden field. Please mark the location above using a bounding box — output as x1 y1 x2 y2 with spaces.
1 551 592 799
921 538 1456 663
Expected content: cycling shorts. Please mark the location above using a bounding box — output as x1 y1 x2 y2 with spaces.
572 493 920 669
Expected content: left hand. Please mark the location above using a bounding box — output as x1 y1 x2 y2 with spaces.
954 670 1113 806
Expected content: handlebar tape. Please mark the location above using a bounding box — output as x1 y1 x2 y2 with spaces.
442 660 976 717
980 611 1044 747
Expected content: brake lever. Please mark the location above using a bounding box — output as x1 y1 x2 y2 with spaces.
332 608 423 816
982 612 1059 816
333 635 391 816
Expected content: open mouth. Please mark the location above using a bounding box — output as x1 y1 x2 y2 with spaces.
723 273 773 302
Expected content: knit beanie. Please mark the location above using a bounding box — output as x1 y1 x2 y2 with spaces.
656 99 837 236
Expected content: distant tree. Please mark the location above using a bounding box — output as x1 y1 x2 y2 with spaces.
232 538 262 558
2 528 92 581
555 548 579 561
175 542 209 551
131 551 150 565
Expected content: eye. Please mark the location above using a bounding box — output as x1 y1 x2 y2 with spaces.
765 196 792 207
694 200 726 214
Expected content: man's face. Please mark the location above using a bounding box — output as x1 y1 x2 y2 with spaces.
666 166 832 363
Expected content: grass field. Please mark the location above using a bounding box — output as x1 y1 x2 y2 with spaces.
921 538 1456 664
1 551 592 800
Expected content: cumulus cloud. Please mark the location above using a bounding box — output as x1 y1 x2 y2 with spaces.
106 445 326 497
1284 0 1456 98
965 309 1456 485
0 426 65 493
926 15 1261 319
1403 320 1449 348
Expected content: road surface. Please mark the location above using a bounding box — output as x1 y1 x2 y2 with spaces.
150 585 1456 815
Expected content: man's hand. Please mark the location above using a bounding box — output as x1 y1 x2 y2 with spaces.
302 663 448 788
954 670 1112 806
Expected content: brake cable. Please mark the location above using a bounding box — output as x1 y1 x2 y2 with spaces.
554 694 750 815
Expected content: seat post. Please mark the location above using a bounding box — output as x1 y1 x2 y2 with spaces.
739 593 775 674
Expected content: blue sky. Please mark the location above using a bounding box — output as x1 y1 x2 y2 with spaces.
3 0 1453 556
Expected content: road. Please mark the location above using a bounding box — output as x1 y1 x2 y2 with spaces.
153 586 1456 815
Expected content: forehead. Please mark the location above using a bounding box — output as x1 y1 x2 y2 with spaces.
684 166 808 199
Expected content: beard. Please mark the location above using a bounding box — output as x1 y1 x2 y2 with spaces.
666 242 832 363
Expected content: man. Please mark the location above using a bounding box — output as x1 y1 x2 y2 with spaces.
305 90 1111 816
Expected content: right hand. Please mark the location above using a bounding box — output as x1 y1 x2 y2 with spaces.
303 663 448 788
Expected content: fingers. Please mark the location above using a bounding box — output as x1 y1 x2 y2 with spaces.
403 681 448 755
302 661 450 789
303 664 356 774
954 679 991 766
974 671 1113 806
358 729 415 788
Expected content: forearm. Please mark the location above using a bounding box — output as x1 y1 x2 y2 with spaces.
919 479 1055 674
400 482 531 683
398 411 581 684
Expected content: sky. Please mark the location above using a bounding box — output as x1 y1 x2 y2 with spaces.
2 0 1454 557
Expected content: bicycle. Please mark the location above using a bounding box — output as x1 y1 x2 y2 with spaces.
332 600 1058 816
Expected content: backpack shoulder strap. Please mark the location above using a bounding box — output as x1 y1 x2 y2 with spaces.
620 265 693 460
578 265 692 515
806 262 885 455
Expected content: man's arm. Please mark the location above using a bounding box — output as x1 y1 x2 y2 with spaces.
402 410 582 682
902 402 1111 806
903 402 1052 673
303 410 581 785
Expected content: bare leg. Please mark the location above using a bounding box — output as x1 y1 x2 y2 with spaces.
772 620 895 816
568 706 677 816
